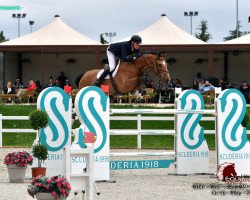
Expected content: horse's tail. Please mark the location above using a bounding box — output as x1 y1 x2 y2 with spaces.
75 73 85 88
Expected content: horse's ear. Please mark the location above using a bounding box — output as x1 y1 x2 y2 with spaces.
158 52 167 59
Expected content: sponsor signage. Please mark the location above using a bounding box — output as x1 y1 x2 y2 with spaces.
176 89 209 174
217 89 250 175
110 159 175 170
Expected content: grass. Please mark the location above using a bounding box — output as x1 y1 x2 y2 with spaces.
0 104 249 150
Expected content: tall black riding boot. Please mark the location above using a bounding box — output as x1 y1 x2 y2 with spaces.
93 69 110 87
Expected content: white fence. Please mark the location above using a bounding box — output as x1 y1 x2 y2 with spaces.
110 108 217 150
1 110 249 148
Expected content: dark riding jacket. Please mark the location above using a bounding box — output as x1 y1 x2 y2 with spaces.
108 41 141 62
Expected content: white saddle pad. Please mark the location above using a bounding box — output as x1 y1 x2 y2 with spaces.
97 60 120 79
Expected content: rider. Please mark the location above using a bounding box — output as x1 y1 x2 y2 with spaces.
93 35 142 86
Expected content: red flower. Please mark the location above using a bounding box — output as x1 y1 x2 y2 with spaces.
4 151 33 167
27 175 71 199
51 191 57 197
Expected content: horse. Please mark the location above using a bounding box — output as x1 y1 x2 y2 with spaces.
77 52 171 95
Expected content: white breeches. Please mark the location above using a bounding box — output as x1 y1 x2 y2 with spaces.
107 48 116 71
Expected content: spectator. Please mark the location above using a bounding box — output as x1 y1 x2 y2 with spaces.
167 77 176 89
57 71 68 89
239 80 249 103
35 80 43 94
55 79 60 87
198 79 205 90
218 78 228 90
13 78 23 91
16 79 37 102
175 78 183 88
26 79 36 91
199 80 215 94
192 80 199 90
3 81 15 94
64 80 72 95
131 89 144 103
45 77 55 88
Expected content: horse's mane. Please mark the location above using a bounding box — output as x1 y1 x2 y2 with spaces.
141 51 160 56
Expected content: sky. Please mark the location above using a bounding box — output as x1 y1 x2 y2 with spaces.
0 0 250 44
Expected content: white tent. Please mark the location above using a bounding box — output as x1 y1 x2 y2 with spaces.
0 15 100 45
122 14 206 45
219 33 250 44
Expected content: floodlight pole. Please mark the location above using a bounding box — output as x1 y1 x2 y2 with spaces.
184 11 199 35
29 21 35 33
105 32 116 43
236 0 239 37
12 13 26 37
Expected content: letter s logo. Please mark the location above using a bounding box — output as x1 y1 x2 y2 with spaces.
37 87 71 151
178 90 205 149
75 86 109 153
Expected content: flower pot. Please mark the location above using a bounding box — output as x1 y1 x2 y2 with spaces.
35 193 55 200
35 192 65 200
6 165 27 183
32 167 46 178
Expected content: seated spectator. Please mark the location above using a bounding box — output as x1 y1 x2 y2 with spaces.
239 80 249 103
45 77 56 87
132 89 143 103
192 79 199 90
199 80 215 94
55 79 61 87
13 78 23 93
16 79 37 100
198 79 205 90
3 81 15 94
64 80 72 95
27 79 37 90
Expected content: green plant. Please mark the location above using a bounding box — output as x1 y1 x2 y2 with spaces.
29 110 49 131
32 144 48 168
29 110 49 167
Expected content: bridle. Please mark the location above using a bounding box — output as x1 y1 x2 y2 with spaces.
137 54 169 81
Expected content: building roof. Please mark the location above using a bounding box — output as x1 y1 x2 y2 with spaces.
0 15 100 46
219 33 250 44
122 14 207 45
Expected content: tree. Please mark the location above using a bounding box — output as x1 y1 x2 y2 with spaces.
0 31 9 43
100 33 108 44
195 20 212 42
223 22 243 41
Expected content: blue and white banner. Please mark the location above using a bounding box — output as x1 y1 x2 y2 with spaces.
74 86 110 181
217 89 250 175
176 89 209 174
36 87 72 176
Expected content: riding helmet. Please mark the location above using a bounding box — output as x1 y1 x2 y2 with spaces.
131 35 142 43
